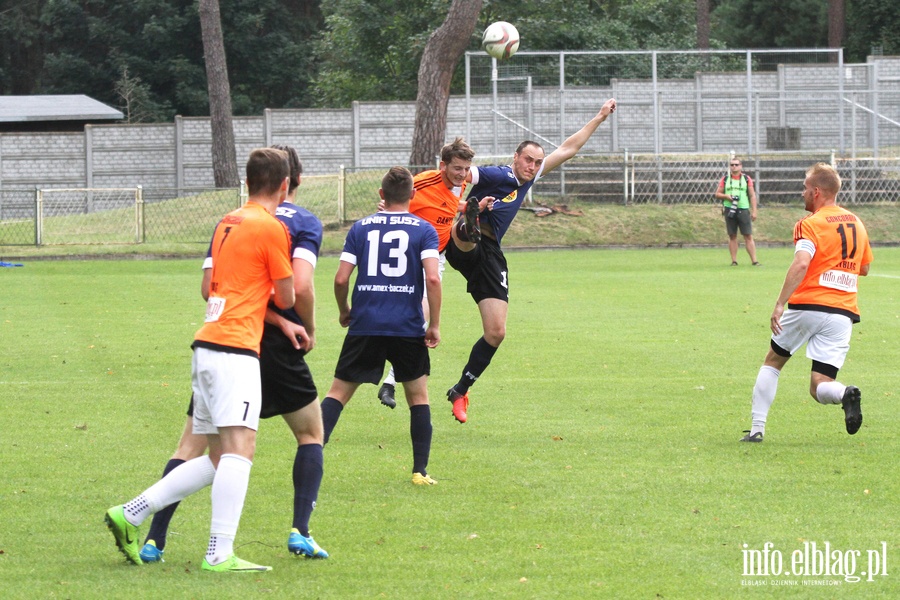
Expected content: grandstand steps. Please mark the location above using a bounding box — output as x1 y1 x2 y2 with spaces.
534 158 900 204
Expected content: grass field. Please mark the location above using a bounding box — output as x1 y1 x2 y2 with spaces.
3 202 899 260
1 247 898 598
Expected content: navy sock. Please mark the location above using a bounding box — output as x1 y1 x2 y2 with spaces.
409 404 432 475
321 397 344 445
455 336 499 393
144 458 185 549
292 443 324 537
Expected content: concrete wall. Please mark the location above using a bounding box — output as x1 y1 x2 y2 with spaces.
1 56 899 191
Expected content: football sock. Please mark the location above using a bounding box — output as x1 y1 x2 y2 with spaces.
123 495 152 527
321 397 344 445
208 453 253 563
144 458 186 549
292 443 324 537
141 455 216 519
205 535 233 566
409 404 432 475
750 365 780 434
383 368 396 387
455 336 499 393
815 381 846 405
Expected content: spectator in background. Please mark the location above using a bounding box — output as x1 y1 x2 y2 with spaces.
715 157 760 266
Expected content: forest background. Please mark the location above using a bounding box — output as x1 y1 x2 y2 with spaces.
2 0 898 124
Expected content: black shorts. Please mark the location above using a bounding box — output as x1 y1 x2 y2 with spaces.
258 322 318 418
184 323 318 420
725 208 753 236
334 335 430 384
445 235 509 303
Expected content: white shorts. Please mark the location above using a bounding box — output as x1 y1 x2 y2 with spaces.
772 309 853 370
191 347 262 434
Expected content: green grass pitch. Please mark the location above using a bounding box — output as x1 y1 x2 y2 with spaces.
0 247 898 598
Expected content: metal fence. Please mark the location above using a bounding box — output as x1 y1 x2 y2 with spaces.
2 154 896 247
463 49 900 159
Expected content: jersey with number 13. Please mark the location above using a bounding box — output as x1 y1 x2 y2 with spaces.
340 211 439 337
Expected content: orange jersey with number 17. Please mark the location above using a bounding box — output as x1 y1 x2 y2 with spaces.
789 205 873 322
194 201 293 354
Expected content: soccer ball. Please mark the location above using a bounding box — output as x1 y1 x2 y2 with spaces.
481 21 520 61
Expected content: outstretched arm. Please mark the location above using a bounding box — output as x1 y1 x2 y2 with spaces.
542 98 616 175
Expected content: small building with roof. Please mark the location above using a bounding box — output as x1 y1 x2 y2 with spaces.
0 95 124 132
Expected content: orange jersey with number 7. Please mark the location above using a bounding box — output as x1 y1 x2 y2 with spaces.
789 205 873 321
194 201 293 354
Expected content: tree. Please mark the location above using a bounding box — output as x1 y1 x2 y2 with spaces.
199 0 239 188
409 0 482 168
827 0 844 52
846 0 900 60
711 0 827 49
697 0 710 49
114 67 167 123
0 0 47 94
311 1 438 107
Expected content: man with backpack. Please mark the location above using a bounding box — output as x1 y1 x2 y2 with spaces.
715 157 760 266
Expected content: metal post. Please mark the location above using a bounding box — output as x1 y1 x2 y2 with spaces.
656 154 663 204
175 115 184 191
84 124 94 214
850 97 857 203
338 165 346 224
264 108 273 147
746 50 753 156
136 185 144 243
491 57 499 156
754 93 761 156
838 49 845 155
631 159 636 204
652 51 660 155
559 52 566 197
465 53 472 142
352 101 361 168
872 61 880 161
525 76 534 136
623 149 629 205
239 179 247 207
35 188 42 247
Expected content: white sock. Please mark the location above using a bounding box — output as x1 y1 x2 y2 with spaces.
124 456 216 526
143 455 216 514
815 381 846 405
750 365 780 435
206 453 253 564
384 368 396 387
122 495 152 526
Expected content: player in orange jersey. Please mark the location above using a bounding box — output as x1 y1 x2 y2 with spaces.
105 148 295 572
375 137 479 408
740 163 873 443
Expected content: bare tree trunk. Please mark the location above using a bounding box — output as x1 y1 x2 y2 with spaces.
696 0 710 50
827 0 845 59
199 0 239 188
409 0 482 169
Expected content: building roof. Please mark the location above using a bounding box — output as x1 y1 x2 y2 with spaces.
0 95 124 123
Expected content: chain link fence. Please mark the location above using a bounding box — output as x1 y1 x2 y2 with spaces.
2 155 898 247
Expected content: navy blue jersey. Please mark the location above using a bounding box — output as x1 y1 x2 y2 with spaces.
467 164 544 244
204 200 322 327
340 211 439 337
271 201 322 325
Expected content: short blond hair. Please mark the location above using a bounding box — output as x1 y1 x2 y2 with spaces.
806 162 842 197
